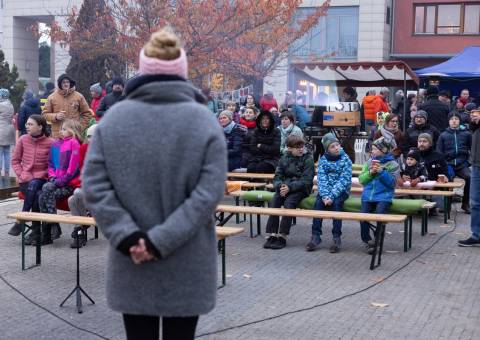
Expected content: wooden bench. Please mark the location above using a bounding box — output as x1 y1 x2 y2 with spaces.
216 204 406 270
7 212 244 288
227 172 274 182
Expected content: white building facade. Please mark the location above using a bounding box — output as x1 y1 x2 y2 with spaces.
264 0 393 104
0 0 82 92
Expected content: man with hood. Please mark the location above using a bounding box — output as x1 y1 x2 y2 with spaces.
18 90 42 136
403 110 440 155
96 76 125 119
247 110 281 173
42 74 92 138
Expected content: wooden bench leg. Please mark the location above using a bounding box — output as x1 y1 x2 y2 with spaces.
443 197 448 224
249 213 253 238
408 216 413 250
217 239 226 289
370 222 385 270
21 222 26 271
235 196 240 224
403 219 408 252
256 213 261 237
94 226 98 239
421 209 426 236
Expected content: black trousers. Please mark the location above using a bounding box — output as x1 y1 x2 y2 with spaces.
123 314 199 340
265 191 306 235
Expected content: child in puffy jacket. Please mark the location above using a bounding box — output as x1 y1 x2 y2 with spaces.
306 133 352 253
359 137 400 254
399 148 427 187
38 119 83 245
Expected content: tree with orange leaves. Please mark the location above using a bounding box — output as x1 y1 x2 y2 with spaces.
48 0 330 95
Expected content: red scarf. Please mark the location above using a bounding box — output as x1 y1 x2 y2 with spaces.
240 118 256 129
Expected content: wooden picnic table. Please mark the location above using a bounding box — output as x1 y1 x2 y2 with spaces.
227 172 275 181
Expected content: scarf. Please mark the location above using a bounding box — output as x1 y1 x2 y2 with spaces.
324 152 341 162
380 125 398 149
280 123 294 138
223 121 235 134
240 118 256 129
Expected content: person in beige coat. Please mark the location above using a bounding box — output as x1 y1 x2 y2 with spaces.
42 74 92 138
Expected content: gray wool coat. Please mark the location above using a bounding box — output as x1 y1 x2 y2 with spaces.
82 77 227 316
0 99 15 146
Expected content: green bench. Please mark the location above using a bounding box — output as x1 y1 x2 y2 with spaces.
241 191 435 252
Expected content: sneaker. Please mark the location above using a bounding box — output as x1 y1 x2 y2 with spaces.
458 237 480 247
8 222 22 236
263 236 277 249
270 237 287 249
330 238 341 253
461 205 471 214
305 235 322 252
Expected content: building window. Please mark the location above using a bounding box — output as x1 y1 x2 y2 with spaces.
414 3 480 35
290 7 359 61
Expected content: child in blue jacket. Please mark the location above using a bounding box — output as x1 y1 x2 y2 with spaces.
306 133 352 253
359 137 400 254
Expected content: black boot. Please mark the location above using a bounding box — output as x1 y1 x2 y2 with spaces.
24 223 41 246
38 223 53 245
70 226 87 248
51 223 62 240
8 222 22 236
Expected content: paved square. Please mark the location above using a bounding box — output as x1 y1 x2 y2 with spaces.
1 197 479 340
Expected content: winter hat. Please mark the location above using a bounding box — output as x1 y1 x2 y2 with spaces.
90 83 102 96
22 89 34 101
418 132 433 145
465 103 477 112
139 29 188 79
321 133 339 150
218 110 233 122
0 88 10 100
372 137 393 154
407 148 420 162
448 111 462 121
426 85 439 97
414 110 428 120
111 76 125 87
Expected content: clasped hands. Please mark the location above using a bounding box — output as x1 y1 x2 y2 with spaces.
129 238 158 265
279 184 290 197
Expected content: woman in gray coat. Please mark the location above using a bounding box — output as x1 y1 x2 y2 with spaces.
0 88 15 177
82 29 227 340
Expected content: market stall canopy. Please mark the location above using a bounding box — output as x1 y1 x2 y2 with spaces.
416 46 480 79
291 61 419 87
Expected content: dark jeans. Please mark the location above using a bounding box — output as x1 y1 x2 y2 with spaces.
247 161 275 173
311 192 348 239
265 191 306 235
123 314 199 340
38 182 74 215
360 201 391 243
454 166 471 207
470 166 480 239
19 179 46 212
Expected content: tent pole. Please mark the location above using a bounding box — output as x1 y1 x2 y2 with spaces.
403 69 407 130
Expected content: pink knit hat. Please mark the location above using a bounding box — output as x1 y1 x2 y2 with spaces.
138 48 188 79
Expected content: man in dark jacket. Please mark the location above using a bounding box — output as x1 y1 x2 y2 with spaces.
419 86 450 132
96 76 124 119
403 110 440 155
18 90 41 135
418 132 448 181
459 109 480 246
437 112 472 212
247 110 281 173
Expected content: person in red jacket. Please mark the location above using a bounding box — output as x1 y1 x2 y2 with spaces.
68 124 97 248
8 115 54 241
89 83 105 119
259 91 279 112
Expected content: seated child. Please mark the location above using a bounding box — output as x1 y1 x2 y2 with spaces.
359 137 400 254
263 135 314 250
398 148 427 187
306 133 352 253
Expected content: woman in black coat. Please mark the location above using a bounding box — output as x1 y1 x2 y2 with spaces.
218 110 246 171
247 110 281 173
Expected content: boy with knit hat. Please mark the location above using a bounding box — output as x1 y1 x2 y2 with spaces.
306 133 352 253
399 148 427 187
359 137 400 254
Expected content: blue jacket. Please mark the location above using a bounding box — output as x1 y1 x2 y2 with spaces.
18 97 41 135
359 154 400 203
436 127 472 168
224 123 246 171
292 105 311 129
317 150 352 200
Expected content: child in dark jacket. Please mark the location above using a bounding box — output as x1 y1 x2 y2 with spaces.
263 135 315 249
306 133 352 253
359 137 400 254
399 148 427 187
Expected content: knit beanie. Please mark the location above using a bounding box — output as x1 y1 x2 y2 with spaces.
418 132 433 145
90 83 102 96
218 110 233 122
372 137 393 154
139 29 188 79
448 111 462 121
406 148 420 162
414 110 428 120
111 76 125 87
465 103 477 112
0 88 10 100
321 133 339 150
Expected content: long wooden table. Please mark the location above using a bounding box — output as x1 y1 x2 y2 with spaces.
216 204 406 270
227 172 275 181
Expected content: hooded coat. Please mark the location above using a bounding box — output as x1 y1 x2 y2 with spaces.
82 75 227 316
248 110 281 169
436 126 472 169
419 95 450 132
0 99 15 146
404 121 440 155
18 96 42 135
42 74 93 138
359 154 400 202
